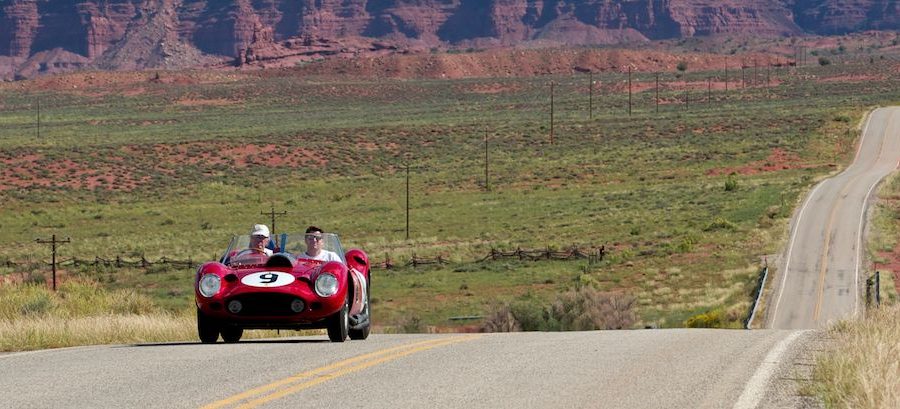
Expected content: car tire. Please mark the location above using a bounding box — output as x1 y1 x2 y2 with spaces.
349 286 370 341
327 296 349 342
221 326 243 343
197 308 219 344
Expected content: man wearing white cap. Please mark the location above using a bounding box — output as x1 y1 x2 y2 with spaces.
244 224 273 256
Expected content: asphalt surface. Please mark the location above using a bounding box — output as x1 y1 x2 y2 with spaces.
0 330 806 409
768 106 900 329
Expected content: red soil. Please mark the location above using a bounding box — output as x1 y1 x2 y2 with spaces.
706 148 816 176
0 142 328 192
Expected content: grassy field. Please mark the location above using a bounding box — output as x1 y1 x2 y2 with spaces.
0 57 898 338
813 303 900 408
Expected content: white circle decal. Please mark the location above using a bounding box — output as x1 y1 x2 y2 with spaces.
241 271 296 288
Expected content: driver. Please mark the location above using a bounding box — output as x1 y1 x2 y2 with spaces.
236 224 273 257
297 226 341 262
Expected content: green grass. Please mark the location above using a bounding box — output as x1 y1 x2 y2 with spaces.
0 60 897 332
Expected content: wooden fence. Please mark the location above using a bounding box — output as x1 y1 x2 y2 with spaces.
1 245 606 273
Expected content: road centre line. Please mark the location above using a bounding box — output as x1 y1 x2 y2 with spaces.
201 335 481 409
812 176 855 322
235 335 481 409
814 112 891 322
770 109 876 327
770 181 825 325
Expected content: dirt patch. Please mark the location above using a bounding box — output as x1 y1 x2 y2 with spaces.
706 148 817 176
152 142 329 169
175 97 239 107
458 82 522 94
818 74 885 83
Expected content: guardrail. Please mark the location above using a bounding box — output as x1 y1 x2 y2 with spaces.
745 260 770 329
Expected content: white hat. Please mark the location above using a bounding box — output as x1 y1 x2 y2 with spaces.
250 224 270 238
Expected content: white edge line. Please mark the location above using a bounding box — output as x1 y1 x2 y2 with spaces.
771 109 875 326
856 180 880 318
0 344 107 360
770 181 825 326
852 112 873 318
733 330 809 409
854 108 895 317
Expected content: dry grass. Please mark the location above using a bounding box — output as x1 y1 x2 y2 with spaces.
814 304 900 408
0 280 316 352
0 314 195 351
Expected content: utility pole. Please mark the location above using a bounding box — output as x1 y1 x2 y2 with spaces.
401 163 419 240
37 98 41 139
655 72 659 114
588 72 593 120
628 66 632 117
707 76 712 104
549 81 555 145
260 204 287 238
724 58 728 101
484 130 490 191
36 234 70 291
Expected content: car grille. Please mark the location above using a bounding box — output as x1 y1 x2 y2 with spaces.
228 293 301 316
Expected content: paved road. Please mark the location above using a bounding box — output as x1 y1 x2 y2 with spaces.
768 107 900 329
0 330 807 409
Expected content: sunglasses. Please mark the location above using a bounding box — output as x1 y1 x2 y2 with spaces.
305 235 324 241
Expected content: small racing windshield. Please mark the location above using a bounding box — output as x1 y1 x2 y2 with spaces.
220 232 345 266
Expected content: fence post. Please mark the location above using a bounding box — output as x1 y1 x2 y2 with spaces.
866 275 873 307
116 256 122 268
875 271 881 307
141 256 148 268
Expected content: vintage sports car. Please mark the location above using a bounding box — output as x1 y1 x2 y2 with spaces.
194 232 370 343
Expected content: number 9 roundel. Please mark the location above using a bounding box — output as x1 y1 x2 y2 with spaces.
240 271 295 288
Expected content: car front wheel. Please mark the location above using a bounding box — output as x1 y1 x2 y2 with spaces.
197 308 219 344
327 297 349 342
349 286 370 341
221 326 243 343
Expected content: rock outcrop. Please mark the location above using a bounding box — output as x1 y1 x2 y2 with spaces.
0 0 896 79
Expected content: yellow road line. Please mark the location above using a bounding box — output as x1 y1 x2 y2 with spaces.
814 111 892 321
813 201 839 322
201 335 480 409
236 335 481 409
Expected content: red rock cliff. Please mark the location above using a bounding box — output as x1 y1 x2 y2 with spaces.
1 0 896 78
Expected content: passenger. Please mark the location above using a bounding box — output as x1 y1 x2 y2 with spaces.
236 224 273 257
298 226 342 262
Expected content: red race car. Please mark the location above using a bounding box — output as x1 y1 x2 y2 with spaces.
195 232 370 343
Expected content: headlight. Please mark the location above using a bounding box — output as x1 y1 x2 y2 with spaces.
315 273 339 297
199 274 221 298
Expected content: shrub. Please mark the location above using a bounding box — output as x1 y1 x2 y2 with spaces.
818 57 831 66
704 217 737 232
400 314 425 333
676 61 688 72
684 309 723 328
549 288 636 330
481 288 636 332
724 175 738 191
481 305 521 332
